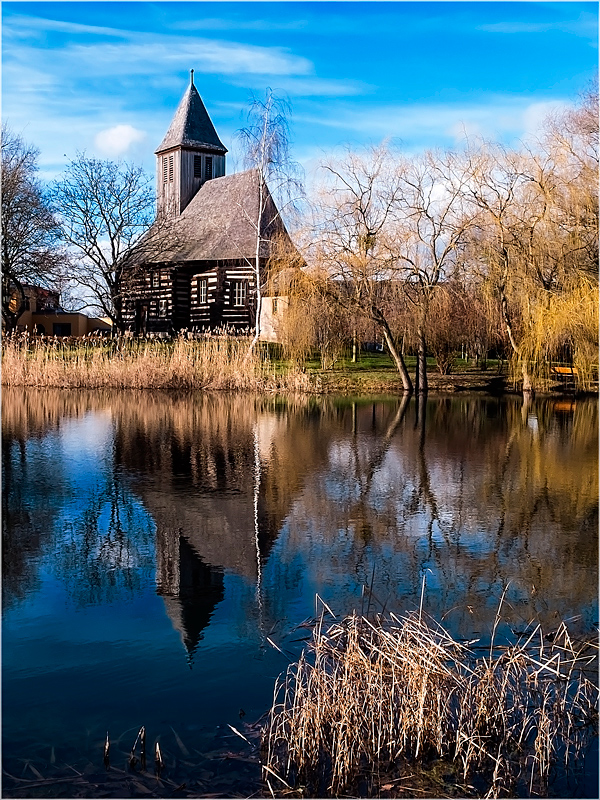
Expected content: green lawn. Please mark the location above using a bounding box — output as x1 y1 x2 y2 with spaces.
263 349 505 394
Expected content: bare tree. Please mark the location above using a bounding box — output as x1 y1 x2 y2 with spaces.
423 283 464 375
236 89 303 352
51 154 160 333
1 125 65 331
393 151 475 393
311 146 413 392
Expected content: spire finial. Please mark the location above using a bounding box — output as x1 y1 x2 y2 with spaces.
190 69 194 87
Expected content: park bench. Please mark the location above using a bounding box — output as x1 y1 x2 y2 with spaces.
551 366 578 379
550 365 599 392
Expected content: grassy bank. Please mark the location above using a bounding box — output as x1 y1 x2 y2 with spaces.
296 352 510 395
2 333 588 396
1 333 510 394
262 608 598 798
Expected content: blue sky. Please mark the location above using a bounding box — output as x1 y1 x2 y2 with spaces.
2 1 598 183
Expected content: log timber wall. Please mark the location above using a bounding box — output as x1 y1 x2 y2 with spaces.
122 259 267 334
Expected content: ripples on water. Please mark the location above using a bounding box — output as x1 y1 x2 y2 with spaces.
2 389 598 796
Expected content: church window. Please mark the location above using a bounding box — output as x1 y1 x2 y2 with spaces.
168 154 174 182
205 157 213 181
272 298 278 313
199 279 208 304
152 272 160 288
194 155 202 178
233 281 247 307
159 299 167 317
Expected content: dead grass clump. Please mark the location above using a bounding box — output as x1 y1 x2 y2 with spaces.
262 610 598 798
1 331 313 392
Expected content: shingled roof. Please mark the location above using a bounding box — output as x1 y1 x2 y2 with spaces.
148 169 290 263
155 82 227 155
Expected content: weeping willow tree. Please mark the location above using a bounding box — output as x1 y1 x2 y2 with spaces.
264 233 317 366
463 87 598 393
267 243 353 369
537 86 599 390
518 275 598 390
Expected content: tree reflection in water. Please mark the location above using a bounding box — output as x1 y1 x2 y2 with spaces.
3 389 598 644
3 389 598 641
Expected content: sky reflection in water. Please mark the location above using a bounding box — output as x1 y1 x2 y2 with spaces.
2 389 598 792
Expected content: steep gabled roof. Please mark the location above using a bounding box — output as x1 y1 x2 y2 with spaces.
147 169 291 263
156 82 227 155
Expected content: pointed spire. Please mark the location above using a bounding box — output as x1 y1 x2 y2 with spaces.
156 74 227 155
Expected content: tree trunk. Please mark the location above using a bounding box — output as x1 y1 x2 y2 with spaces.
246 182 264 360
521 362 535 396
112 297 126 335
2 277 27 334
498 255 535 396
379 319 413 394
3 315 18 333
415 348 420 396
243 275 261 360
416 319 428 395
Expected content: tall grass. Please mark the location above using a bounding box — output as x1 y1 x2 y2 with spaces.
1 332 313 392
262 608 598 798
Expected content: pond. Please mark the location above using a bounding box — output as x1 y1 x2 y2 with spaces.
2 388 598 797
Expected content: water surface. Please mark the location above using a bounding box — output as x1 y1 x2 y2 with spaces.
2 389 598 796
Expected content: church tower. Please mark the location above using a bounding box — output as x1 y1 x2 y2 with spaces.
155 71 227 217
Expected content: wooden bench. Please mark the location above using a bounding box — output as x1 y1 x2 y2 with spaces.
551 366 578 378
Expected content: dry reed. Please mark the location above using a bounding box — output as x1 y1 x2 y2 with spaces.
1 331 313 392
262 609 598 798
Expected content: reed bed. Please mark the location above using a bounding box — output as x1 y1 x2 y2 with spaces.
262 609 598 798
1 331 313 392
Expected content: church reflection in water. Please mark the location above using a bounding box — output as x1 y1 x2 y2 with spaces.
111 393 334 656
156 533 224 661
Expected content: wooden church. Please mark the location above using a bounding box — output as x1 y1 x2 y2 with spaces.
122 72 292 335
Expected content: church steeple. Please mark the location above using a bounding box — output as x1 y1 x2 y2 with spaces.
156 72 227 217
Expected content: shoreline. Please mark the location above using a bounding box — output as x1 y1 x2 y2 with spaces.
2 336 594 396
2 370 590 398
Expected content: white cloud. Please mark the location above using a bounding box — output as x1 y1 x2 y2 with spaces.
478 22 557 34
169 17 308 33
94 125 147 157
64 38 312 78
522 101 569 138
5 14 132 39
4 28 314 77
295 95 576 149
478 13 598 39
231 76 371 98
4 15 313 80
